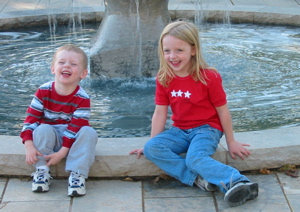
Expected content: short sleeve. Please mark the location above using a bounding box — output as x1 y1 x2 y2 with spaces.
155 78 169 106
206 71 227 107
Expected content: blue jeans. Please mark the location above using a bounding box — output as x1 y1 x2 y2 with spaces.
143 125 250 193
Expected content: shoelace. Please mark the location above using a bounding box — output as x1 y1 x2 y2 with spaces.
31 169 52 181
220 173 234 192
70 171 82 185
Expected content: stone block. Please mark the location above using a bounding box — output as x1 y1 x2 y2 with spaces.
0 126 299 178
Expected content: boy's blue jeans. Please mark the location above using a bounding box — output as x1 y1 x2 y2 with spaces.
143 125 250 193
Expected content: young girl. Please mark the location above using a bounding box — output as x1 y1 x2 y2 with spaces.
130 21 258 207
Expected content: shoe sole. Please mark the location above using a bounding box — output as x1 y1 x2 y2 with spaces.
68 190 85 197
224 183 258 207
32 185 49 192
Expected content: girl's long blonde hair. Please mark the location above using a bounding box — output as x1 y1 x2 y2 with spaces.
157 20 217 87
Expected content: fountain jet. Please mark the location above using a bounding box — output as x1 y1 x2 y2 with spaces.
90 0 170 79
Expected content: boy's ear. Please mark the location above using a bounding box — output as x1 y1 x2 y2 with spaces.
51 65 55 74
81 69 88 79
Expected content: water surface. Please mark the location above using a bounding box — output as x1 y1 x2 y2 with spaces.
0 23 299 137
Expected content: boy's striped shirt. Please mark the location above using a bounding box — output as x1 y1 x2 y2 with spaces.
20 81 91 148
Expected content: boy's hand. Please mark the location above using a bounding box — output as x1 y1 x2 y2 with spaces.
227 140 250 160
44 147 69 166
24 140 43 165
129 148 144 159
44 152 64 166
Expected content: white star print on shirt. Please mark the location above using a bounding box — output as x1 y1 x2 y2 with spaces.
171 90 177 97
170 90 192 98
177 90 183 97
184 91 192 98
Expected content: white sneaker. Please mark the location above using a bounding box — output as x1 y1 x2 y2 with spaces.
68 172 86 197
31 169 52 192
194 175 218 192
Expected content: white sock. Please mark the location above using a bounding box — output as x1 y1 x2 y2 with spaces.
36 165 49 172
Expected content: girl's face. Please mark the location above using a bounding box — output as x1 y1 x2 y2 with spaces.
51 50 87 86
162 35 195 77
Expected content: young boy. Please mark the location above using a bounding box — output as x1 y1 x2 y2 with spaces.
20 44 98 197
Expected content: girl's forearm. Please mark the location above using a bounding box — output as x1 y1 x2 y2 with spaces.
216 104 235 143
150 115 166 137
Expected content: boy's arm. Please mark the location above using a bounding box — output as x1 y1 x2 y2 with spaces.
24 140 43 165
215 104 250 160
44 147 70 166
20 91 44 143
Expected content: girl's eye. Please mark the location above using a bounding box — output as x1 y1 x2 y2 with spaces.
71 63 77 66
58 61 64 64
163 50 169 53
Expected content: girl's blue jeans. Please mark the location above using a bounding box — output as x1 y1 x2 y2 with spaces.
143 125 250 193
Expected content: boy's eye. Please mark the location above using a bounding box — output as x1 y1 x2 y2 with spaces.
58 61 64 64
71 63 77 66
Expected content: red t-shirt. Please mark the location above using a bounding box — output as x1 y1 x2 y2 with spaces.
155 69 227 132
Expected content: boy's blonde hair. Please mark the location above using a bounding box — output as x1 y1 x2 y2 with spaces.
157 20 217 87
52 44 88 69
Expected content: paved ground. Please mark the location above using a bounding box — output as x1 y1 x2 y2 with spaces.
0 171 300 212
0 0 300 211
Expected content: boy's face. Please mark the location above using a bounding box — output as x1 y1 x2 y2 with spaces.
51 50 88 86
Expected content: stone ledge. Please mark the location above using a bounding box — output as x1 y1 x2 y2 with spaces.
1 7 300 30
0 126 299 178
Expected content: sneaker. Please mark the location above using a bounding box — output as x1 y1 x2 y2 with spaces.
31 169 52 192
224 182 259 207
68 172 86 197
194 175 218 192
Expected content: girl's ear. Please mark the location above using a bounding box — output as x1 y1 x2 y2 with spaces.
191 46 196 56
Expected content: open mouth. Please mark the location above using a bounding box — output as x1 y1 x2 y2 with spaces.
62 71 71 76
170 61 180 67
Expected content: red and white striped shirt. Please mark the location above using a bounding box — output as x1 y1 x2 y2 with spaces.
20 81 91 148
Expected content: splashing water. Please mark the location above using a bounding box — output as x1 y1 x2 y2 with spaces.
0 23 299 137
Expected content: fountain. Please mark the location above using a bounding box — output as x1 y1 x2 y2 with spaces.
0 1 299 138
90 0 170 78
0 0 299 182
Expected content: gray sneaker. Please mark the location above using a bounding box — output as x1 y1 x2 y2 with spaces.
194 175 218 192
224 182 259 207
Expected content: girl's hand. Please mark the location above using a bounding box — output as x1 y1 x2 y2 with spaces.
227 140 250 160
129 148 144 159
24 140 43 165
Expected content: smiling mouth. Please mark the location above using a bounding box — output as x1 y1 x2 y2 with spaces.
170 61 180 66
62 71 71 76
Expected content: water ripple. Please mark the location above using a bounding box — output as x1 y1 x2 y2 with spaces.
0 23 299 137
